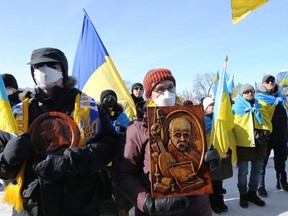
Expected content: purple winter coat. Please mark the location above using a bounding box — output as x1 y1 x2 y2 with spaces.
117 120 212 216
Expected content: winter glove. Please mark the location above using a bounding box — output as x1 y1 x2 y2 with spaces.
2 133 34 166
33 147 89 181
143 196 189 216
204 145 222 171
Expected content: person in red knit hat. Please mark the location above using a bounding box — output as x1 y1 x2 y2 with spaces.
116 68 219 216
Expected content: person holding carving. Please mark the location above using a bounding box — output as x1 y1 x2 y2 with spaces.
116 68 219 216
0 47 122 216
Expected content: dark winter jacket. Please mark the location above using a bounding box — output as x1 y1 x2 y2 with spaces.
0 86 122 216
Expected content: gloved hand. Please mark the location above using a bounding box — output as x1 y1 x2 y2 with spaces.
33 147 90 181
143 196 189 216
204 145 222 171
2 133 34 166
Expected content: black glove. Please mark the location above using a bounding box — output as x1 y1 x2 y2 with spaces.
2 133 34 165
33 147 90 181
204 145 221 171
143 196 189 216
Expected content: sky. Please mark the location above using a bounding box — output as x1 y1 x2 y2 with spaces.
0 0 287 93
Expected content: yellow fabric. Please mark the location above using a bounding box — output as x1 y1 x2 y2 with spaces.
82 56 136 120
2 162 26 212
211 93 234 159
231 0 268 24
0 100 20 136
233 107 272 148
15 98 30 134
257 100 275 119
2 99 30 211
73 93 100 147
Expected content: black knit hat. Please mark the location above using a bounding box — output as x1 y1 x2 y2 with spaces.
1 73 18 89
27 47 69 86
131 82 143 92
100 89 117 103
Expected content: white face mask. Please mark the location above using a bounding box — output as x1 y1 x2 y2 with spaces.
5 88 14 96
154 90 176 106
34 66 63 88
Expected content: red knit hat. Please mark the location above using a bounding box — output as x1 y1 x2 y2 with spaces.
143 68 176 98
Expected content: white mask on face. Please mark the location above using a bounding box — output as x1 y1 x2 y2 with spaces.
5 88 14 96
154 90 176 106
34 66 63 88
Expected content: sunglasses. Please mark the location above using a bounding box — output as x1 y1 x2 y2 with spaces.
134 87 143 91
243 90 255 94
265 79 275 84
33 62 62 70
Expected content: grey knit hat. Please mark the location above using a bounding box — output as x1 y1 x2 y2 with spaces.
240 83 254 95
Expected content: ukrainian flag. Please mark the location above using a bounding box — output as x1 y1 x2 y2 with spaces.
72 10 136 119
0 76 19 136
231 0 269 24
210 62 235 160
227 75 237 99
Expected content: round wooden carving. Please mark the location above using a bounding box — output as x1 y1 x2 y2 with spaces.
28 112 80 154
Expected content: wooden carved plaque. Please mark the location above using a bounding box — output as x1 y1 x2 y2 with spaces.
28 112 80 155
147 105 212 198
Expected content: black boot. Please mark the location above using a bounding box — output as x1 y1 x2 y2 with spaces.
276 179 281 190
239 193 249 208
217 194 228 212
276 173 281 189
248 191 265 206
209 194 223 214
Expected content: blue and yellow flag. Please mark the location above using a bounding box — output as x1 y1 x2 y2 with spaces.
227 75 237 99
210 62 235 160
0 76 19 136
231 0 269 24
256 92 288 119
232 96 272 149
72 10 136 119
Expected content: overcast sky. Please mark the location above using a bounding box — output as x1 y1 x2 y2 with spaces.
0 0 287 92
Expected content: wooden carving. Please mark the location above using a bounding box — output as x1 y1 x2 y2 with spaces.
28 112 80 154
147 105 212 198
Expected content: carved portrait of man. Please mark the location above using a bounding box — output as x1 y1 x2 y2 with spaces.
148 106 212 198
40 118 70 153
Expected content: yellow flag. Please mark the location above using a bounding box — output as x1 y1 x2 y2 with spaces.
231 0 268 24
0 76 19 136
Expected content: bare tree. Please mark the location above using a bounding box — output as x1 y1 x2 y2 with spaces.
192 72 215 97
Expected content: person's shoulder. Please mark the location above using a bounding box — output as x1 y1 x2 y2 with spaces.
128 119 147 130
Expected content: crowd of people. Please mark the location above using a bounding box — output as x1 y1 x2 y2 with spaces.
0 47 287 216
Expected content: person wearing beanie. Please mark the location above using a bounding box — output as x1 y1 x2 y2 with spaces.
256 75 288 197
99 89 132 216
202 97 232 214
117 68 214 216
131 82 144 102
0 47 123 216
130 82 145 120
233 83 272 208
1 73 22 107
